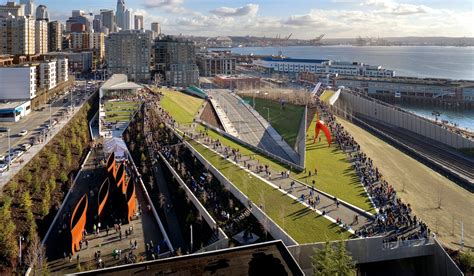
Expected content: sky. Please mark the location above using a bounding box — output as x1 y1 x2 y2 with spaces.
35 0 474 39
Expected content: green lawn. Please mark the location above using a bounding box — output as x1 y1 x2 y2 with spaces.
320 90 335 103
161 90 204 125
242 97 305 147
104 101 140 122
196 118 374 213
188 140 352 243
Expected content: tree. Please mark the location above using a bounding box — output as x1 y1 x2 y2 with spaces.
21 191 37 242
65 147 72 167
312 240 355 276
41 183 51 217
312 241 336 276
60 172 68 184
48 152 59 171
24 234 48 275
48 176 57 192
0 196 19 266
334 240 355 275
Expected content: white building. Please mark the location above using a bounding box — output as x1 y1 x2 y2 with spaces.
39 60 57 90
35 19 48 54
255 57 395 77
56 58 68 82
0 65 36 100
19 0 34 17
0 101 32 122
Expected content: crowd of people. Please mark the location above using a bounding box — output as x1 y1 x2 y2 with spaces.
313 96 431 242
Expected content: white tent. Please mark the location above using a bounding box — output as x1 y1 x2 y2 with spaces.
104 137 129 159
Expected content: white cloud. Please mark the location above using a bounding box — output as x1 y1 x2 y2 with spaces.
210 4 259 17
143 0 185 13
363 0 432 15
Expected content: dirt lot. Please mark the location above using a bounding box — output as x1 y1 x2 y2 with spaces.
337 117 473 250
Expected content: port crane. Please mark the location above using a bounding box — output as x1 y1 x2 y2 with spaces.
310 34 325 45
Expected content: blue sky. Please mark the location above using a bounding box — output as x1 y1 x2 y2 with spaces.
37 0 474 38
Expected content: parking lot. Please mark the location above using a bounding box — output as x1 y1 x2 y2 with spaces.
0 80 99 177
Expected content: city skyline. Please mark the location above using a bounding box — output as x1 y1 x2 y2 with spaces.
24 0 474 38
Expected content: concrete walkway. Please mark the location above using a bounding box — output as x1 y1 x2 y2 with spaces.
209 99 239 137
182 125 374 232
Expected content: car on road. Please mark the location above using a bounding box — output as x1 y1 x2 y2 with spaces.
13 149 24 158
20 143 31 151
5 153 16 163
18 130 28 136
0 162 7 173
0 154 5 162
0 127 8 132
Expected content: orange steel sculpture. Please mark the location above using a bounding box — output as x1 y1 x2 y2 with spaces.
70 194 88 254
314 120 332 147
98 178 110 218
126 179 137 223
116 163 125 191
106 152 117 179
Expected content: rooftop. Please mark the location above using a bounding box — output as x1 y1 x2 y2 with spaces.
76 240 304 275
0 100 29 110
261 56 328 64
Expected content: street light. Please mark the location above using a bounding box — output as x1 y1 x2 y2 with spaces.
19 236 24 265
263 107 270 123
253 90 260 109
7 128 11 171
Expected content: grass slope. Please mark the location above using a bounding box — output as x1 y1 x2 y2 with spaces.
188 140 352 243
160 89 204 125
320 90 335 103
242 97 304 147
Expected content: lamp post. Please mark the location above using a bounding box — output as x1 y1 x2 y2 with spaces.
7 128 11 171
253 90 260 109
263 107 270 123
19 236 24 265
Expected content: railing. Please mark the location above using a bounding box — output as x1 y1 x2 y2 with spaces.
382 237 434 250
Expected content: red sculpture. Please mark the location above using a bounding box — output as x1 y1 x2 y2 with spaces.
313 120 332 146
70 194 88 254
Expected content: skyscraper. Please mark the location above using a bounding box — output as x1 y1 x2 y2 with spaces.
93 14 103 33
123 9 132 30
20 0 34 17
134 15 143 30
0 1 25 17
101 9 115 34
35 4 48 20
151 22 161 34
106 30 151 82
48 20 62 52
115 0 125 30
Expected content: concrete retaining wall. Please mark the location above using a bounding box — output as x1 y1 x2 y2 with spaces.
294 105 307 167
337 91 474 149
288 237 461 276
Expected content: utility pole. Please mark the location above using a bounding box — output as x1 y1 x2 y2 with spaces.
19 236 24 265
190 224 193 253
7 128 11 171
263 107 270 123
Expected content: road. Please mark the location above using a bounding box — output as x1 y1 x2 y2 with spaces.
0 81 95 155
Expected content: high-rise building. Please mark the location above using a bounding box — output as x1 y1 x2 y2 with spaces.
134 14 143 30
35 4 48 21
100 9 115 34
123 9 132 30
93 14 102 33
19 0 34 17
38 60 57 89
35 19 48 54
106 30 151 82
48 20 62 52
115 0 125 30
197 51 236 77
66 10 90 32
90 32 105 64
70 32 90 50
0 14 35 55
0 1 25 17
151 22 161 34
153 36 198 86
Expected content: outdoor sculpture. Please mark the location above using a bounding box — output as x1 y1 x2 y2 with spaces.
70 194 88 254
314 120 332 147
98 178 110 218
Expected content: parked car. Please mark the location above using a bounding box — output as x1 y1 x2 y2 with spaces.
0 162 8 173
13 149 24 158
18 130 28 136
0 154 5 162
0 127 8 132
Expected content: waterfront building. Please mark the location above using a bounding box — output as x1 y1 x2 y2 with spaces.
255 57 394 77
206 36 233 48
334 75 474 103
38 60 57 89
214 74 260 90
134 14 143 30
0 1 25 17
197 51 236 77
19 0 33 17
153 35 198 86
0 14 35 56
0 64 36 100
48 20 62 52
106 30 151 82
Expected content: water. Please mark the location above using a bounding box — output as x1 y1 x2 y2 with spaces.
227 45 474 80
394 103 474 132
226 45 474 131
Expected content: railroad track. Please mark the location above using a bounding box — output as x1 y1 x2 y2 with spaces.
353 115 474 190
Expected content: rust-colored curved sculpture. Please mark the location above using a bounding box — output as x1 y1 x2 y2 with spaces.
126 179 136 223
116 163 125 191
106 152 117 179
70 194 88 254
98 178 110 218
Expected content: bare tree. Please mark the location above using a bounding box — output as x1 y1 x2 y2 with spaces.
24 235 48 275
